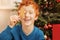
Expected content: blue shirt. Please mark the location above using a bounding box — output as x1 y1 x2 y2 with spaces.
0 26 12 40
0 24 44 40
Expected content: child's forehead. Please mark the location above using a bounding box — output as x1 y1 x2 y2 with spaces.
20 5 35 11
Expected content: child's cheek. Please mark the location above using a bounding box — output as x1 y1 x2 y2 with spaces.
20 12 25 18
19 9 25 18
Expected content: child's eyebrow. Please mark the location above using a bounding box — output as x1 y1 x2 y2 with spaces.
29 11 33 12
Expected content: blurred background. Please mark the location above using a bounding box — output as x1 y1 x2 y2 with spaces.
0 0 21 32
0 0 60 40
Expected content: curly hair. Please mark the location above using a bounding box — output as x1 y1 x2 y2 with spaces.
18 0 40 17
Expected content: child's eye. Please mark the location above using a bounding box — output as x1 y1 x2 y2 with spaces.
30 13 32 14
29 12 33 14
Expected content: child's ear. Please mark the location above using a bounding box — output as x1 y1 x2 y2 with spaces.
35 16 38 20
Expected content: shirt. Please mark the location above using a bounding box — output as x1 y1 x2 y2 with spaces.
0 24 44 40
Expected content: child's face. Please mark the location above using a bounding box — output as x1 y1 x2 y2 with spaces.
18 5 38 26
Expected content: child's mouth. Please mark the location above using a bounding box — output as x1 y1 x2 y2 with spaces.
24 19 31 21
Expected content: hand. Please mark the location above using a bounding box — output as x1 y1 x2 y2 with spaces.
8 15 20 28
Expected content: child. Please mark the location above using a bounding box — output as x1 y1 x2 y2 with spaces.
0 0 44 40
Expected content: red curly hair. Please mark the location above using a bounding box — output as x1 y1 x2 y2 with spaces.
18 0 39 17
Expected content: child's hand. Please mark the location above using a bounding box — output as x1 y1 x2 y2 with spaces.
8 15 20 28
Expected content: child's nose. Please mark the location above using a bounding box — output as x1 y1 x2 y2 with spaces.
25 12 30 17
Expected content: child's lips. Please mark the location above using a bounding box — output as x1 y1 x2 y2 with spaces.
24 19 31 21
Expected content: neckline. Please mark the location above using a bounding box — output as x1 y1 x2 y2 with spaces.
20 25 35 38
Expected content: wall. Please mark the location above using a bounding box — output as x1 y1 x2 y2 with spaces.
0 0 22 33
0 9 17 33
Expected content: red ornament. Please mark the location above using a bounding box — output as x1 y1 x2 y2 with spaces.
44 24 48 29
56 0 60 2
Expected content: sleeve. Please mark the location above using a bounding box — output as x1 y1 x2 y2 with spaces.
0 36 2 40
39 30 45 40
11 24 21 40
0 25 13 40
